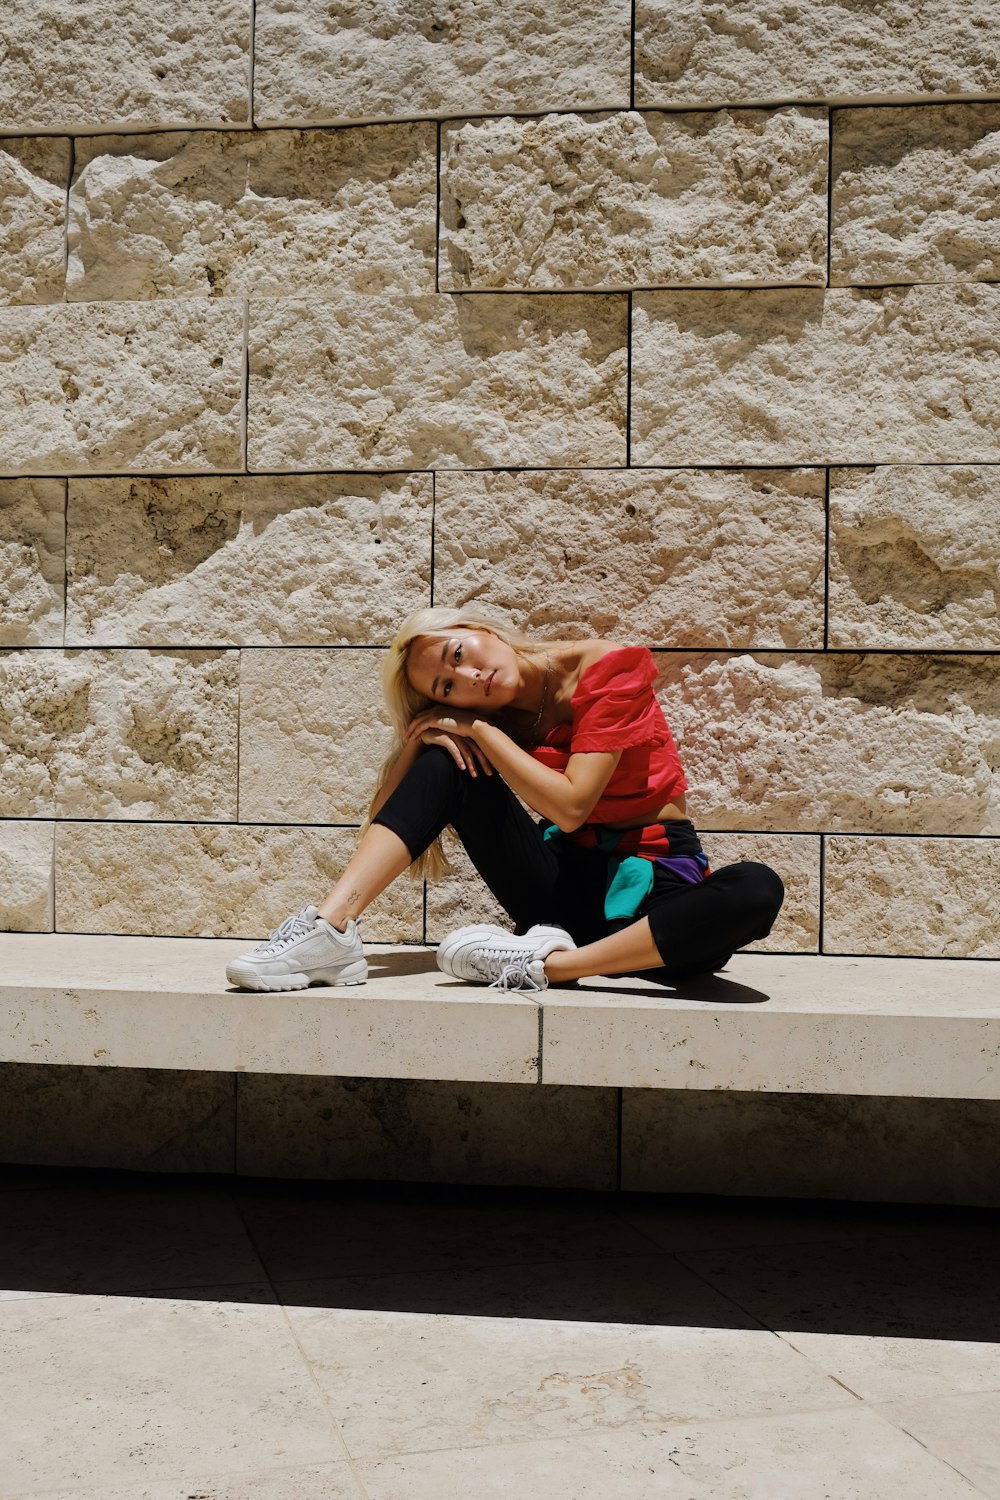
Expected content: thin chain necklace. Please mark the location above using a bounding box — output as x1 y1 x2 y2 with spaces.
526 652 552 741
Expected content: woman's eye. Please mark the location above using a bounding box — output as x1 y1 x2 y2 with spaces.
443 682 452 698
454 644 462 663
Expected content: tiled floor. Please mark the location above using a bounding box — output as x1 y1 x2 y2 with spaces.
1 1169 999 1498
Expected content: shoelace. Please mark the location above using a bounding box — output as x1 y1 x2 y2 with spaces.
489 957 545 992
252 908 316 955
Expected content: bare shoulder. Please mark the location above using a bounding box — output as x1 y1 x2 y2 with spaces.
576 638 625 670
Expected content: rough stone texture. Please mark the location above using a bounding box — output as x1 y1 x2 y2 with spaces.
0 479 65 646
831 103 1000 286
0 649 238 821
440 107 828 291
239 649 392 824
253 0 631 125
0 0 250 132
68 125 436 302
655 652 1000 835
0 1064 235 1173
632 285 1000 466
824 836 1000 958
236 1077 618 1188
828 466 1000 649
247 293 627 471
0 137 71 305
425 835 518 944
0 821 54 931
634 1 1000 108
621 1089 1000 1205
698 833 820 952
64 474 432 647
54 822 422 940
0 300 244 476
427 831 820 954
434 468 825 648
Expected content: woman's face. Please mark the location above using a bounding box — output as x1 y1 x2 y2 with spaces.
406 629 520 712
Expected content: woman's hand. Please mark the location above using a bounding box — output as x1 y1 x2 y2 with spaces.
406 706 481 744
409 713 493 776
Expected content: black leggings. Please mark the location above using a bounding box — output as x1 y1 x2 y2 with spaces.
373 746 784 983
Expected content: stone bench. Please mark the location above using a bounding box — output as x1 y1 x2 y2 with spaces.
2 933 997 1099
3 934 998 1204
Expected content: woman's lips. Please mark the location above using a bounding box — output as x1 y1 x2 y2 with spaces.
485 670 495 697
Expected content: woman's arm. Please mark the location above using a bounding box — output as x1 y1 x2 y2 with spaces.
405 709 620 832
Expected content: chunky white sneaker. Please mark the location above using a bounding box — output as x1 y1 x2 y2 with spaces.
226 906 367 992
436 923 575 991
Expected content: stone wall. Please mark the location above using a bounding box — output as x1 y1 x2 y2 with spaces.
2 1 998 960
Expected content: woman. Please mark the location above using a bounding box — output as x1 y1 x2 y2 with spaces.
226 607 784 992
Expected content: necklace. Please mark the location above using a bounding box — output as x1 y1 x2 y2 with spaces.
526 652 552 741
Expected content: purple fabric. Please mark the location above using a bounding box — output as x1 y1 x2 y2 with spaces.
654 854 709 887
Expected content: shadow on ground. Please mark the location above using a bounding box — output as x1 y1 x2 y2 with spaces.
0 1168 998 1342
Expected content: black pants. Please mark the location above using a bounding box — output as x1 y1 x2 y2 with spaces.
374 746 784 983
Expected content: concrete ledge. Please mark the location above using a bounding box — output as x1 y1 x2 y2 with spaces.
0 935 539 1084
1 935 997 1099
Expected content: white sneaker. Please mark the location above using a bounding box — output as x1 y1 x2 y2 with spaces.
436 923 575 992
226 906 367 992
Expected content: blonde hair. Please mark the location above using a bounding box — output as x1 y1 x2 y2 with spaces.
369 605 560 881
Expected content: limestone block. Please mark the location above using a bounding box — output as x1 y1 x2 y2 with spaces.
247 293 627 471
828 466 1000 649
0 300 244 476
824 836 1000 958
440 108 827 291
0 649 238 820
656 652 1000 835
64 474 432 647
831 103 1000 286
434 468 825 648
0 821 54 931
0 0 250 132
236 1077 618 1188
621 1090 1000 1205
632 285 1000 466
239 649 393 824
253 0 630 125
698 833 820 952
0 1063 235 1173
634 1 1000 108
0 479 65 646
0 137 70 305
68 125 436 302
54 822 422 940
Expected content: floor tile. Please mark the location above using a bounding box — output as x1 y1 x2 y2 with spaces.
875 1389 1000 1497
781 1329 1000 1403
621 1194 1000 1254
281 1308 854 1459
0 1178 266 1295
276 1251 757 1328
0 1287 347 1494
234 1182 658 1282
357 1406 983 1499
10 1463 364 1500
680 1232 1000 1343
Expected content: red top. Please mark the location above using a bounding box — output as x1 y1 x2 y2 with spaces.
531 646 688 825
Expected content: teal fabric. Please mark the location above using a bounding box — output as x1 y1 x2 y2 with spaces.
542 823 654 921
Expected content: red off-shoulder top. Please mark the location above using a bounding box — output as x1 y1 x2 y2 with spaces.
530 646 687 824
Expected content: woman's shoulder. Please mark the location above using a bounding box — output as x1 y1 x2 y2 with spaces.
571 641 655 696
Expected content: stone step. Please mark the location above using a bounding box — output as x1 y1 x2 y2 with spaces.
2 934 997 1099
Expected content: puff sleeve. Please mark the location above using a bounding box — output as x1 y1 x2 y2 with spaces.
569 647 669 753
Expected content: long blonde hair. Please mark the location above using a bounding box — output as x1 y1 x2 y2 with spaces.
369 605 559 881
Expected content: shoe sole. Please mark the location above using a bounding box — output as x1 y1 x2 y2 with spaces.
226 959 368 992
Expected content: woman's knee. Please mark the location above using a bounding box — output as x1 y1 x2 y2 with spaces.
714 861 785 920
